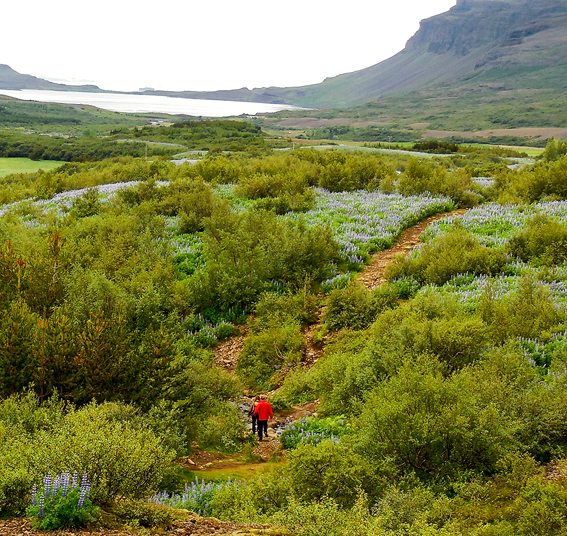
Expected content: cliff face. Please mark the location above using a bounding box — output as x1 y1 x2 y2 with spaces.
406 0 567 55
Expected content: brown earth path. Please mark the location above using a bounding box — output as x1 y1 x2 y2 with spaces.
214 209 464 372
209 208 465 463
357 209 465 290
0 515 282 536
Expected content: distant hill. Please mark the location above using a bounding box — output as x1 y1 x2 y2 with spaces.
0 64 100 92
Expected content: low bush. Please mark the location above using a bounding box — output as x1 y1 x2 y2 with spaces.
386 228 508 286
254 288 319 329
114 498 176 529
478 275 562 343
287 441 381 508
508 214 567 266
271 495 373 536
237 318 304 390
322 282 399 331
277 330 372 416
0 396 176 513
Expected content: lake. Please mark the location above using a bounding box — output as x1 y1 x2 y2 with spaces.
0 89 303 117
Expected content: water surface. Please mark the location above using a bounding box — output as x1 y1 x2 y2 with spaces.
0 89 301 117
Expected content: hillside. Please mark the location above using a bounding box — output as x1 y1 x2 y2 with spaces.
0 64 100 91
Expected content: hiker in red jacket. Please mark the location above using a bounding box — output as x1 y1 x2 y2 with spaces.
253 395 273 441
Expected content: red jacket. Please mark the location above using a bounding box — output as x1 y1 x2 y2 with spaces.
254 399 273 420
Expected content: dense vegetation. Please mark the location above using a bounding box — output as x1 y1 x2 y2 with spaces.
0 95 160 133
110 119 278 152
2 112 567 534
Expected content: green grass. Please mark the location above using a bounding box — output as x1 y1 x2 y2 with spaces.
0 157 64 177
464 144 544 157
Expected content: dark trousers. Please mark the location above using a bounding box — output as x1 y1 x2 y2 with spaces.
258 420 268 441
251 414 259 434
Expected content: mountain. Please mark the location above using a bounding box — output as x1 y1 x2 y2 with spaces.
142 0 567 110
0 64 100 92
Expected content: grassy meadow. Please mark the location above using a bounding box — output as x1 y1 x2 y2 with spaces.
0 157 64 177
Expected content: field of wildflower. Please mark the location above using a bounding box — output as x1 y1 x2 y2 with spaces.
388 201 567 378
150 477 242 517
416 201 567 307
279 416 348 450
0 181 455 344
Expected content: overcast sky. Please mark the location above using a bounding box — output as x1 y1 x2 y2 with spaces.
3 0 456 93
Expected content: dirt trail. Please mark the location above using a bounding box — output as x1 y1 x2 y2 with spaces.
209 210 464 462
214 326 249 371
357 209 465 290
213 209 463 373
0 516 281 536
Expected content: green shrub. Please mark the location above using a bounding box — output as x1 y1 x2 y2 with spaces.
254 288 319 329
478 275 562 342
366 292 489 373
323 282 398 331
386 228 508 286
114 498 176 529
211 471 292 522
272 494 373 536
372 485 437 532
290 330 372 416
515 476 567 536
237 318 304 390
508 214 567 266
70 186 103 218
287 441 381 508
37 402 175 504
351 350 539 481
269 366 315 409
190 206 337 311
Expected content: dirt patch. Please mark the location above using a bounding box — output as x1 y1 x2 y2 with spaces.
275 117 391 129
214 326 248 371
423 127 567 139
177 449 240 471
357 210 465 290
0 515 282 536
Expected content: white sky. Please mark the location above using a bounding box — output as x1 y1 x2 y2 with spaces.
3 0 456 93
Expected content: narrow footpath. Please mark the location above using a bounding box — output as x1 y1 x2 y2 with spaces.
357 209 465 290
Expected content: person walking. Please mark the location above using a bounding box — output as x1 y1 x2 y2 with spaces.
253 395 273 441
248 395 260 436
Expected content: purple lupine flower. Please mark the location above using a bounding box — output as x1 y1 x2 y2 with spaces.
71 471 78 490
38 494 45 518
32 484 38 507
43 473 52 499
77 473 90 509
62 472 70 498
52 475 61 497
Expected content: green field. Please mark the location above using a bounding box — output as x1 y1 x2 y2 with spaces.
0 157 64 177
